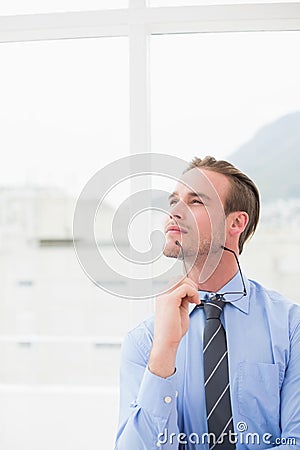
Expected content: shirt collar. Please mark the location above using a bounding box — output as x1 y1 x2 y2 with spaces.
188 271 250 315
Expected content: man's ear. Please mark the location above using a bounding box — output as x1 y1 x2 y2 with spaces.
227 211 249 237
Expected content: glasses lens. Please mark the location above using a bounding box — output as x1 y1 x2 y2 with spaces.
198 291 245 303
221 292 245 303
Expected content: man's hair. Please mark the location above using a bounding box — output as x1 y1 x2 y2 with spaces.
184 156 260 254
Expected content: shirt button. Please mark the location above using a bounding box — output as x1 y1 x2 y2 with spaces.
164 395 172 404
130 400 138 408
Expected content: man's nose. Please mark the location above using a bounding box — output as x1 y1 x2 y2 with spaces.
169 200 185 220
169 212 181 220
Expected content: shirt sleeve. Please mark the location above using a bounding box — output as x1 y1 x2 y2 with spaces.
114 328 180 450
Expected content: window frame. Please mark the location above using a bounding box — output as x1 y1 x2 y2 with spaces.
0 0 300 160
0 0 299 328
0 0 298 354
0 1 299 157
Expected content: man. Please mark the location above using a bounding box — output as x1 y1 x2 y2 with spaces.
114 156 300 450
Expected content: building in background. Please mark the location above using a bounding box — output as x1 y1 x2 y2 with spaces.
0 177 299 450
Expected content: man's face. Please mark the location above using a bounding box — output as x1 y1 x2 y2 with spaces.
163 168 230 262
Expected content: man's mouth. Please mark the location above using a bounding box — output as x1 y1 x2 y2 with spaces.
165 225 188 234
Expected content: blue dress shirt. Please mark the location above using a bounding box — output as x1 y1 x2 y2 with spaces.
115 273 300 450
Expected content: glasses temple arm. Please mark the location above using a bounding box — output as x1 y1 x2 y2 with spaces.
221 245 247 295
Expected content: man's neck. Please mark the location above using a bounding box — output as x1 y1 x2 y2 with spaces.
185 249 239 292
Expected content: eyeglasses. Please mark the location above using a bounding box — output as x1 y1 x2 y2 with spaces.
198 246 247 304
176 241 247 304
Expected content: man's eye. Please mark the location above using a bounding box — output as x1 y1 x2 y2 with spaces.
169 200 177 207
191 199 204 204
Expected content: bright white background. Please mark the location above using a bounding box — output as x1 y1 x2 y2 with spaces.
0 3 300 450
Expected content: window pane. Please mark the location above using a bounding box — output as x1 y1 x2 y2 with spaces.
0 38 129 193
0 0 127 15
151 31 300 302
0 37 128 450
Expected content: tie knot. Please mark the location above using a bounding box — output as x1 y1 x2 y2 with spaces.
204 293 225 319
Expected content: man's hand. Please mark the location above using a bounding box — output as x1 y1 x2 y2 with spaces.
149 278 200 378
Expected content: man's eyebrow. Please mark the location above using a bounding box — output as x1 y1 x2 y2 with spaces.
168 191 211 201
188 192 211 201
168 191 178 200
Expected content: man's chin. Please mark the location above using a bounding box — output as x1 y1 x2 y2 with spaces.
163 246 181 259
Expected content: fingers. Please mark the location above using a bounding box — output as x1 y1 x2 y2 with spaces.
161 276 199 307
174 282 200 306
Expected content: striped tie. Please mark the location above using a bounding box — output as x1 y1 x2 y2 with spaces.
203 294 235 450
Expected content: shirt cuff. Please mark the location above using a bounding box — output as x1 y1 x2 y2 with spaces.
136 366 178 419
